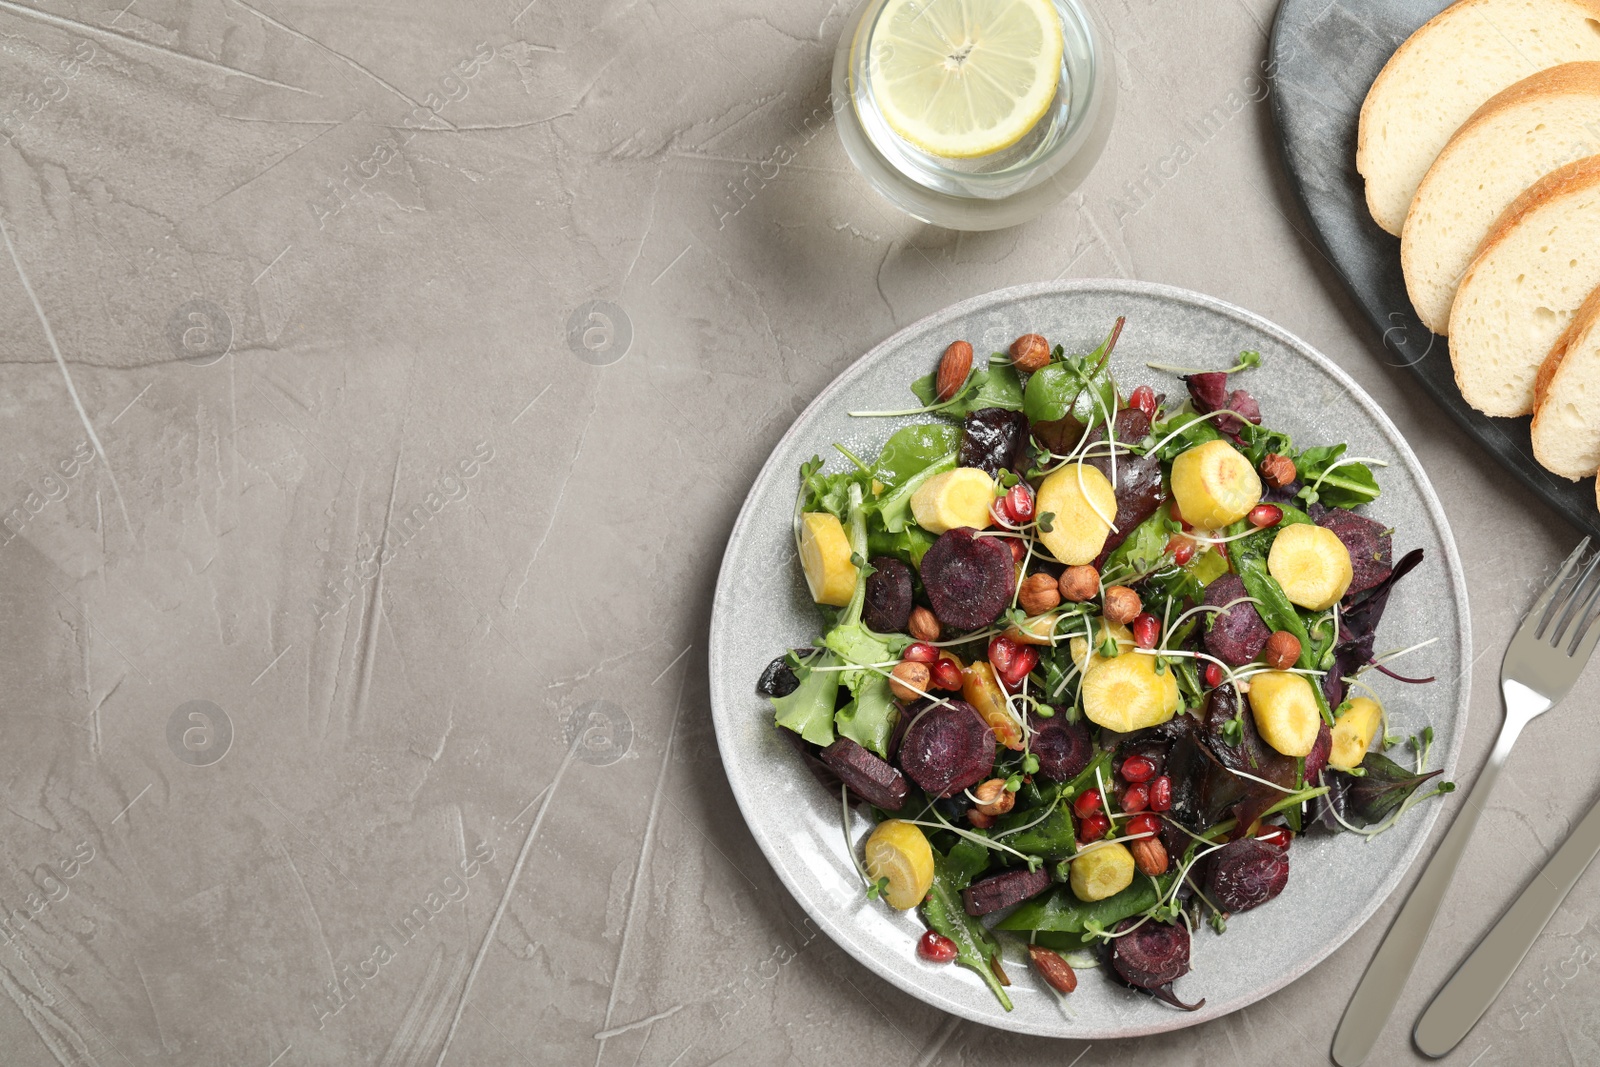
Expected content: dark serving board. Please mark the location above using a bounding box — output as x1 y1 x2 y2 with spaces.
1268 0 1600 538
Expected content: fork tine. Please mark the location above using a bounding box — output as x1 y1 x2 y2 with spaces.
1549 551 1600 647
1571 593 1600 662
1525 538 1591 640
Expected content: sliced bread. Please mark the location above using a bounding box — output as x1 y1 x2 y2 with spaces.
1403 63 1600 335
1358 0 1600 236
1532 284 1600 477
1448 154 1600 417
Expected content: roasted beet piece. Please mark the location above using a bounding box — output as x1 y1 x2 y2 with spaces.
897 699 996 798
1316 507 1393 596
1107 919 1204 1011
820 737 907 811
960 408 1029 478
920 527 1016 631
1204 837 1289 913
1202 575 1270 666
1029 713 1092 781
862 556 913 633
756 652 804 697
962 866 1052 916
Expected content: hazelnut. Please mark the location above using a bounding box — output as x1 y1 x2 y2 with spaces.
973 778 1015 816
1260 452 1297 489
1263 630 1301 671
1102 585 1143 625
907 605 941 642
889 661 930 702
1019 573 1062 615
1058 564 1100 603
967 808 996 829
1129 836 1169 877
935 340 974 402
1009 333 1052 373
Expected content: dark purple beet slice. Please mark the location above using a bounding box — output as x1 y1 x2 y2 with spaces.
1316 507 1393 596
1029 713 1092 781
962 866 1051 916
1184 372 1229 415
920 527 1016 631
1108 920 1204 1011
1202 575 1270 666
960 408 1030 478
819 737 908 811
1203 837 1289 913
897 699 996 798
862 556 913 633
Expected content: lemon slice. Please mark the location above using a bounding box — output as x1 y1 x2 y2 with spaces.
867 0 1064 159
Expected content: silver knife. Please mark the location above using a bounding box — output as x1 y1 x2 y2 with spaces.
1413 792 1600 1057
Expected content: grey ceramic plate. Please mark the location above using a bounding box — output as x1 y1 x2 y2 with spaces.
1269 0 1600 539
708 280 1470 1038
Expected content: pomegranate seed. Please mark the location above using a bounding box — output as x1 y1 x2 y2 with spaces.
930 658 963 691
1121 755 1156 783
1203 662 1223 688
1148 776 1172 812
1129 384 1157 418
1248 504 1284 529
1003 483 1035 524
917 930 958 963
1077 811 1110 843
1257 825 1292 851
1125 812 1162 838
1131 613 1161 650
1008 538 1026 564
1167 534 1197 566
988 634 1037 689
1072 788 1104 819
903 643 939 663
1121 784 1149 813
1126 812 1162 837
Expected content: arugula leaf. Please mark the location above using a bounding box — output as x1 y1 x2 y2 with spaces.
1296 444 1381 509
770 651 839 746
867 525 936 568
911 363 1025 417
921 848 1013 1010
1146 409 1223 462
1236 420 1294 468
873 423 962 489
835 670 898 757
876 453 956 533
799 455 866 518
998 872 1175 935
1227 511 1335 724
1102 510 1180 581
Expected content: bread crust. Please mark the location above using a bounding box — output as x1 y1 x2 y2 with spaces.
1449 151 1600 334
1401 62 1600 334
1358 0 1600 233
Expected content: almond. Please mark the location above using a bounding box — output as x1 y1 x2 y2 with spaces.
1027 944 1078 994
935 340 974 402
1129 836 1169 877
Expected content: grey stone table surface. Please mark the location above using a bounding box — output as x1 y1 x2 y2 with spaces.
0 0 1593 1065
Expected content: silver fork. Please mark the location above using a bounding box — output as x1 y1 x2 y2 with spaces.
1332 539 1600 1067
